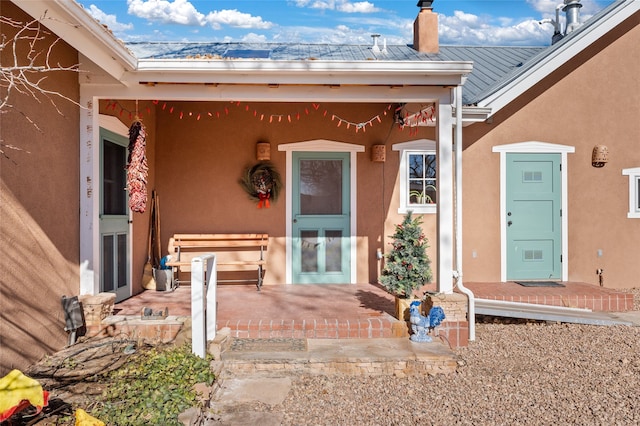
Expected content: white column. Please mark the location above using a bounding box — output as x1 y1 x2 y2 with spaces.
79 91 100 295
436 100 454 294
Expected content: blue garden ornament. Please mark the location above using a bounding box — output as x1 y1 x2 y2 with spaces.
409 300 445 343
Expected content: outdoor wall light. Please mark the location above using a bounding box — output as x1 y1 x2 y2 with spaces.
592 145 609 168
256 141 271 161
371 144 386 162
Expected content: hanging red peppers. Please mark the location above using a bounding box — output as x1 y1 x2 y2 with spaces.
127 119 148 213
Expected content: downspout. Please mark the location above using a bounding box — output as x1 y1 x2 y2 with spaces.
454 85 475 341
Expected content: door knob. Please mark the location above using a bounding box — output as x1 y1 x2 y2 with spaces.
508 220 513 226
293 219 297 223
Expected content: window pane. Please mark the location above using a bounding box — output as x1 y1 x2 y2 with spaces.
425 180 437 204
325 230 342 272
425 155 436 179
103 140 127 215
102 235 115 292
409 154 424 179
300 159 342 215
301 230 319 272
117 233 127 289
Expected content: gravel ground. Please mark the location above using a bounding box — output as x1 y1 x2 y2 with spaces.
262 288 640 425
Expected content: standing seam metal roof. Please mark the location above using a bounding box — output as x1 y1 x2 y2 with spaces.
126 41 545 106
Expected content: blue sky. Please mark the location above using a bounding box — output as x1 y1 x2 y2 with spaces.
78 0 615 46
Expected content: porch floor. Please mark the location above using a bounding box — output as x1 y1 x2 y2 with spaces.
112 281 634 339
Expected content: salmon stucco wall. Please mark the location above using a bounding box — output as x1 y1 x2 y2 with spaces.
461 13 640 289
150 101 438 286
1 2 80 374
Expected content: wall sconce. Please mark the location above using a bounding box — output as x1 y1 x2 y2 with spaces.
592 145 608 168
256 141 270 161
371 144 386 162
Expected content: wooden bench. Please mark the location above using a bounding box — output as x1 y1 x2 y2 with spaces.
166 233 268 290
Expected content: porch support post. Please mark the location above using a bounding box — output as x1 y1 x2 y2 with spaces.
436 100 454 294
79 90 99 295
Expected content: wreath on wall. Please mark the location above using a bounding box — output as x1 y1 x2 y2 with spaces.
239 162 282 208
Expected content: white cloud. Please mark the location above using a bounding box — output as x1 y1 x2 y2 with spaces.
530 0 606 23
205 10 273 30
438 10 551 46
127 0 205 25
337 2 380 13
86 4 134 32
126 0 273 31
295 0 380 13
240 33 268 43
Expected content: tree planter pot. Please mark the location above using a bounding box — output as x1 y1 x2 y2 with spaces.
395 297 421 321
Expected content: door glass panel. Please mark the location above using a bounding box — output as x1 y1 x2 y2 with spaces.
102 235 115 292
117 233 127 289
325 230 342 272
300 159 342 215
301 230 319 272
103 140 127 215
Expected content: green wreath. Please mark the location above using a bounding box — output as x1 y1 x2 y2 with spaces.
239 162 282 208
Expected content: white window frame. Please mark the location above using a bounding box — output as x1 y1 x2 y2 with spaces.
622 167 640 218
392 139 437 214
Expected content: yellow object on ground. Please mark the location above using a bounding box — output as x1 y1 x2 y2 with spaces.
0 369 46 421
75 408 106 426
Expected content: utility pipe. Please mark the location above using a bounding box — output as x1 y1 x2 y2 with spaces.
453 85 475 341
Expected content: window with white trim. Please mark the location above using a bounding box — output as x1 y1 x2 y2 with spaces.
622 167 640 218
393 140 437 214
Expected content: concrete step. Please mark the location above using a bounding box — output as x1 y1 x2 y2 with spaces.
220 337 458 377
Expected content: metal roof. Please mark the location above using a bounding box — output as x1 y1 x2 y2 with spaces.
438 46 545 105
126 42 545 106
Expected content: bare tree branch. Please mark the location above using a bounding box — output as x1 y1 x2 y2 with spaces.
1 12 82 159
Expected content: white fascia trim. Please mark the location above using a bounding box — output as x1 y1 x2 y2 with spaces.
83 82 451 104
493 141 575 282
478 0 639 114
13 0 137 79
279 140 364 284
130 60 473 86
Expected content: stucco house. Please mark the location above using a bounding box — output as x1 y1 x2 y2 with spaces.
1 0 638 373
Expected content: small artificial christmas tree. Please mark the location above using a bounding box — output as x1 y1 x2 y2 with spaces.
380 211 433 298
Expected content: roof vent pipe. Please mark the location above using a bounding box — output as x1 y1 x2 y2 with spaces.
563 0 583 35
371 34 381 53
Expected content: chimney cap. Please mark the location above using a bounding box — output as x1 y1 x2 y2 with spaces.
417 0 434 8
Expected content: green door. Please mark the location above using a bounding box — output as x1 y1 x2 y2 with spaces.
506 153 561 280
100 128 131 302
292 152 350 283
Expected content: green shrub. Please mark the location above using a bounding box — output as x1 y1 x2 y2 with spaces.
94 343 215 426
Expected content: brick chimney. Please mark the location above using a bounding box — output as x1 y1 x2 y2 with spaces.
413 0 439 53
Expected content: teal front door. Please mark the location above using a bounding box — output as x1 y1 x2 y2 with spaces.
292 152 350 283
100 128 131 302
506 153 562 280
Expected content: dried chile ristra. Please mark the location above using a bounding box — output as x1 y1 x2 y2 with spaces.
126 120 148 213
